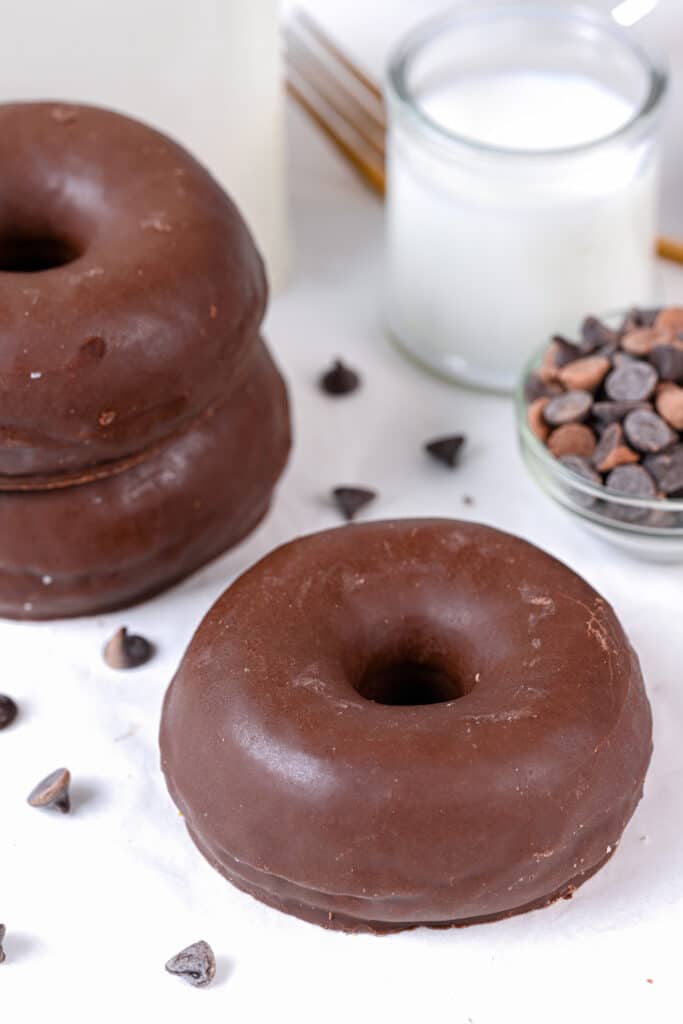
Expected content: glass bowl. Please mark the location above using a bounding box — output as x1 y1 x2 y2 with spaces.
516 340 683 562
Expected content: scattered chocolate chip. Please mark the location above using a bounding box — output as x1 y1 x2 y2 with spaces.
644 446 683 496
27 767 71 813
655 307 683 333
650 343 683 383
425 435 466 468
543 390 592 427
605 464 657 498
624 408 676 453
581 316 619 352
591 423 639 473
527 397 550 442
605 361 658 403
103 627 154 670
319 359 360 396
591 400 650 424
165 940 216 988
0 923 5 964
0 695 17 730
655 382 683 430
547 423 596 458
332 487 377 521
462 495 474 506
557 355 610 392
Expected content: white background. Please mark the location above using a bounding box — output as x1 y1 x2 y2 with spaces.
2 2 683 1022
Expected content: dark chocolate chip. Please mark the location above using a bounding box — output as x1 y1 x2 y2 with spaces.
605 361 658 402
319 360 360 396
591 423 638 473
424 434 466 468
103 627 154 670
543 390 593 426
592 400 651 424
558 454 602 485
605 464 657 498
644 446 683 495
332 487 377 521
165 940 216 988
580 316 619 352
620 307 661 333
624 408 677 453
524 372 562 403
0 695 17 730
551 335 581 367
649 344 683 383
27 767 71 813
0 923 5 964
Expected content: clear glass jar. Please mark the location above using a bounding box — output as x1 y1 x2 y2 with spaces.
384 2 668 392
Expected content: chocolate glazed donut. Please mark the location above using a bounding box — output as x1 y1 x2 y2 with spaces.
160 520 652 934
0 339 289 619
0 101 290 617
0 101 266 479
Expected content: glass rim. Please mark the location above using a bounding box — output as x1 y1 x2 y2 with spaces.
386 1 669 160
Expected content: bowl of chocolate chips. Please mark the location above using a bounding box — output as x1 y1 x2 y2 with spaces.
517 306 683 559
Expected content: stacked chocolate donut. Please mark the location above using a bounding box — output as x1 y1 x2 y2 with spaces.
0 102 290 618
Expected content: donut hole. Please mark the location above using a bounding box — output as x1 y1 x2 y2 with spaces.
0 232 82 273
356 659 465 706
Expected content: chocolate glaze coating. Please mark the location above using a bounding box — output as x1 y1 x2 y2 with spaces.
160 520 652 933
0 102 266 478
0 339 290 619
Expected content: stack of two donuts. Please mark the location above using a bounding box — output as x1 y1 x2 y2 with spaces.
0 103 290 620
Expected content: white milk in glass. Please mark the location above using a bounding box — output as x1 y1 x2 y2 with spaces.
385 7 666 392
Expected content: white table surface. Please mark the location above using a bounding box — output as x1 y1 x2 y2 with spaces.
3 3 683 1022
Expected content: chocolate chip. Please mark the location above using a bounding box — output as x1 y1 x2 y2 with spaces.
605 464 657 498
557 455 602 485
655 382 683 430
644 446 683 495
591 400 651 424
591 423 639 473
551 335 581 367
319 359 360 396
621 327 669 357
605 361 658 402
527 398 550 442
0 924 5 964
103 627 154 670
27 767 71 813
619 309 662 339
165 940 216 988
557 355 610 392
425 435 466 467
543 390 593 426
0 695 17 730
649 343 683 383
624 408 676 453
524 372 562 403
581 316 619 352
547 423 596 458
655 307 683 333
332 487 377 521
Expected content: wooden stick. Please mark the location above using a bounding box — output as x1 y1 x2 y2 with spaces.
292 7 385 104
286 78 386 195
657 236 683 267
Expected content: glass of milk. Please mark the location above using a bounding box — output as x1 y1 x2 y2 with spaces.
384 2 668 392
